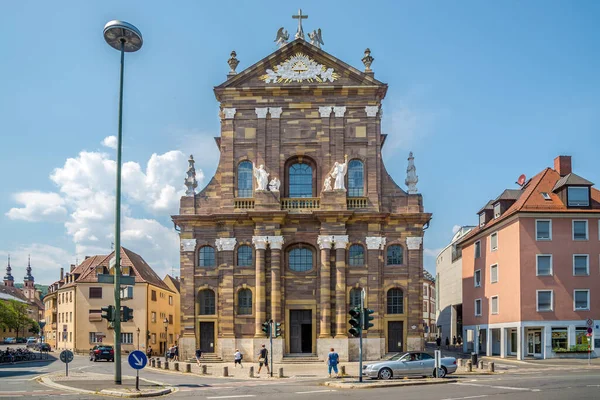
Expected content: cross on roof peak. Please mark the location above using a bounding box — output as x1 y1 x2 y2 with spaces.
292 9 308 40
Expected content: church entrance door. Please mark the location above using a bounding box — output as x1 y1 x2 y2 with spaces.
290 310 312 353
199 322 214 353
388 321 404 353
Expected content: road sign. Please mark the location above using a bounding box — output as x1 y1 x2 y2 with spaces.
128 350 147 370
588 327 593 334
60 350 74 363
586 318 593 327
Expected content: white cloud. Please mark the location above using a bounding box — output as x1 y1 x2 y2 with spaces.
452 225 461 234
424 247 443 258
6 192 67 222
102 135 118 149
0 244 76 284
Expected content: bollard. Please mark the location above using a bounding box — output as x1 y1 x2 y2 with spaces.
174 362 180 371
457 358 463 367
223 366 229 377
466 360 472 372
478 360 484 370
164 360 169 370
151 359 156 368
248 366 255 378
201 365 207 375
185 363 191 373
157 360 162 369
488 362 495 372
278 367 284 378
340 365 346 376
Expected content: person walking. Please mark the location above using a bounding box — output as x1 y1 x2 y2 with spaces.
327 348 340 378
234 349 243 368
146 346 152 358
257 344 269 375
173 342 179 362
445 337 450 350
436 336 441 349
452 336 457 349
195 348 202 367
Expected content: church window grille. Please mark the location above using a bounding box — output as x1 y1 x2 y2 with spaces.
199 290 216 315
387 288 404 314
237 161 253 198
198 246 216 268
288 163 313 198
237 289 252 315
237 245 253 267
386 245 404 265
350 288 362 308
347 160 364 197
288 247 313 272
349 244 365 266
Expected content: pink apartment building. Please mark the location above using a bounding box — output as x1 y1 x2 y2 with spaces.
458 156 599 359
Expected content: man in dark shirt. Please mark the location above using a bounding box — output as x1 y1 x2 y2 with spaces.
257 344 269 374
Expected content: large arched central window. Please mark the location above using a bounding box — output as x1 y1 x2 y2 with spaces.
347 160 364 197
199 289 216 315
387 288 404 314
237 161 253 198
288 247 313 272
288 163 313 198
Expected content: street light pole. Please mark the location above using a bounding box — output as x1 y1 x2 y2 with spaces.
103 20 143 385
137 327 140 351
164 318 169 363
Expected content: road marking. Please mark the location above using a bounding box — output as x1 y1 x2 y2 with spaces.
295 390 337 394
0 396 23 398
441 396 489 400
587 385 600 387
454 382 536 392
206 396 257 399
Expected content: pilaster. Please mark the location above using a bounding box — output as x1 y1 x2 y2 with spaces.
406 236 424 349
216 237 236 338
269 236 284 325
333 235 349 338
317 235 334 338
366 236 386 336
252 236 268 337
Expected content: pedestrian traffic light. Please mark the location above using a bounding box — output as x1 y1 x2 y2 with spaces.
274 322 282 338
261 320 271 337
101 305 114 322
121 306 133 322
363 308 374 331
348 307 362 337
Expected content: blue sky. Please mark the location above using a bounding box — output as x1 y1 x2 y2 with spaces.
1 1 599 285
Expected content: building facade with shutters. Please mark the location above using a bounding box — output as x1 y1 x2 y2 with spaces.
173 38 431 362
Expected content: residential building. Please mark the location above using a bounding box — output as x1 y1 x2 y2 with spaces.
458 155 600 359
423 270 437 340
435 226 475 342
172 38 431 362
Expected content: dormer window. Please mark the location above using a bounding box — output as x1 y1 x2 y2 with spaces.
479 212 486 227
493 203 501 219
567 186 589 207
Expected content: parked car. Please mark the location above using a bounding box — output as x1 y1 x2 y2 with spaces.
362 351 457 380
33 343 51 352
3 338 16 344
90 345 114 362
26 338 37 348
16 338 26 344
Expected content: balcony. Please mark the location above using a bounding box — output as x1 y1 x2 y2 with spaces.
281 198 320 211
234 199 255 210
347 197 368 209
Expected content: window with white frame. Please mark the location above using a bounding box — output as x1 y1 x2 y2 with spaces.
537 290 553 312
474 299 482 316
573 255 589 276
121 333 133 344
536 220 552 240
490 232 498 251
490 264 498 283
491 296 499 314
479 213 486 227
474 269 481 287
536 255 553 276
574 290 590 310
89 332 102 343
474 241 481 258
494 203 501 219
573 220 588 240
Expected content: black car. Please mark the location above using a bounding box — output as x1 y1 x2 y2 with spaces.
89 345 114 362
37 343 51 352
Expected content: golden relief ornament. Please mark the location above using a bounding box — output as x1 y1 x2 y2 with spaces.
260 53 340 83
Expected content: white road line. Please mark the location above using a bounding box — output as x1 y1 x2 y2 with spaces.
0 396 23 398
587 385 600 387
454 382 535 392
206 396 257 399
441 396 489 400
295 390 337 394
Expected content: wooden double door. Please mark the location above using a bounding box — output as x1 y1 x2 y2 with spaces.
290 310 312 353
199 322 214 353
388 321 404 353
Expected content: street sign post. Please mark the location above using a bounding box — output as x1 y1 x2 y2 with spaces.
60 350 74 377
128 350 147 391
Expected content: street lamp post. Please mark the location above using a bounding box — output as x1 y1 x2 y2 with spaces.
163 318 169 363
137 327 140 351
103 20 143 385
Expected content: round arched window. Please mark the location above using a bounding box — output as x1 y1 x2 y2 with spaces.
288 163 313 198
288 247 313 272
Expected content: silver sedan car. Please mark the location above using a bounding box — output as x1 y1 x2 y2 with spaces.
362 351 457 380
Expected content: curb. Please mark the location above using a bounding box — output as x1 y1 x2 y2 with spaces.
39 376 174 398
324 378 457 389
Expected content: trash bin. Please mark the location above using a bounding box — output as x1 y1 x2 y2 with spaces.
471 352 478 365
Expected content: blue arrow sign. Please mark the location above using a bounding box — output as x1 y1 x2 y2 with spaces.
128 350 147 370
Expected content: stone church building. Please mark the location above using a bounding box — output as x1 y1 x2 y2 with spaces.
173 28 431 361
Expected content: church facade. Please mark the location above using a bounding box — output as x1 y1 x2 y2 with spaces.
173 30 431 361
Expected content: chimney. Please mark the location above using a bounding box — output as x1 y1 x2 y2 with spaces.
60 267 64 280
70 264 75 272
554 155 572 177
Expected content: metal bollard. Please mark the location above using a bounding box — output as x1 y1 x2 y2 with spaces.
201 365 207 375
185 363 191 373
223 366 229 377
488 362 495 372
340 365 346 376
151 359 156 368
478 360 484 370
164 360 169 370
174 362 180 371
157 360 162 369
248 366 254 378
278 367 284 378
466 360 472 372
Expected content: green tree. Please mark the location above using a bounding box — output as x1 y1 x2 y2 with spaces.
0 300 37 338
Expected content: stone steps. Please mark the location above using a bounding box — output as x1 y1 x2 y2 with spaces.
281 355 322 363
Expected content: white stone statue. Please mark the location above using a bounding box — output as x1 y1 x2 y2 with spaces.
323 175 332 192
330 154 348 190
405 152 418 194
268 177 281 192
253 163 269 191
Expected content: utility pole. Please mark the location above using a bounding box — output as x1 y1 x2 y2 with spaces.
269 319 274 377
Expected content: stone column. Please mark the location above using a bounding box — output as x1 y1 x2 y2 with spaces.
269 236 284 324
317 235 334 337
366 237 386 336
500 328 506 358
216 238 236 338
220 108 236 204
179 238 197 357
252 236 268 337
406 236 424 350
333 235 349 337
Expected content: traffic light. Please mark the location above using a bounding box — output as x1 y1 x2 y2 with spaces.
101 305 114 322
274 322 282 338
121 306 133 322
348 307 362 337
261 320 271 337
363 308 374 331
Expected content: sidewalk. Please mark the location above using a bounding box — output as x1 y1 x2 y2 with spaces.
40 371 173 398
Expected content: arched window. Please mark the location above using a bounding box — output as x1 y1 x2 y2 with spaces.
199 290 216 315
237 289 252 315
387 288 404 314
347 160 364 197
198 246 216 268
237 245 253 267
288 163 313 198
237 161 253 198
386 245 403 265
350 288 362 308
288 246 313 272
349 244 365 266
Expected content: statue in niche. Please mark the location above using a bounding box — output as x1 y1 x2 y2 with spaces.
323 175 332 192
253 163 269 191
330 154 348 190
268 177 281 192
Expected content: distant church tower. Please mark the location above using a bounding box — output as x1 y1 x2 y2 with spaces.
4 255 14 287
22 255 36 301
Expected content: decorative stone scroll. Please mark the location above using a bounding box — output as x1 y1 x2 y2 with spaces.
319 106 333 118
365 236 386 250
333 106 346 118
332 235 349 249
406 237 423 250
215 238 237 251
252 236 268 250
255 107 269 119
365 106 379 117
269 107 283 119
268 236 285 250
317 235 334 249
223 108 236 119
181 239 197 252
